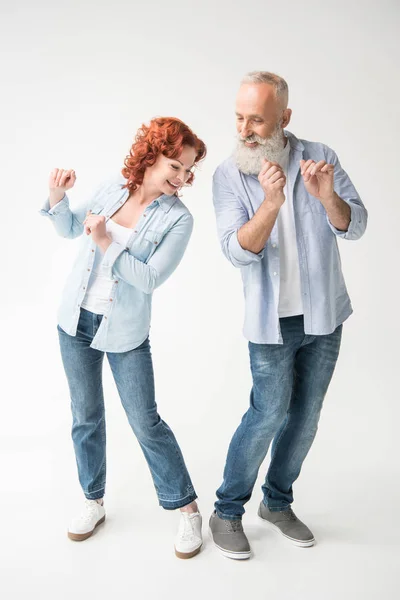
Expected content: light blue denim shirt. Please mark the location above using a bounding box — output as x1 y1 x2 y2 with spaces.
212 131 368 344
40 175 193 352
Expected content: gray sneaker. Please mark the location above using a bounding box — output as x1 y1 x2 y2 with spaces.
258 502 315 547
209 511 251 560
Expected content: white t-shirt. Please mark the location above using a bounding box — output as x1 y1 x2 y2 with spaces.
81 219 133 315
276 140 303 318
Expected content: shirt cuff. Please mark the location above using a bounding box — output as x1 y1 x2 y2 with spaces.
229 230 264 265
326 209 353 239
102 241 126 271
39 194 69 217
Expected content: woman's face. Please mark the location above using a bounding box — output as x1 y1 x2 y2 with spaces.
144 145 197 196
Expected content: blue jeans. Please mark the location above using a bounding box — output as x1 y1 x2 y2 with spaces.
57 308 197 509
215 315 342 520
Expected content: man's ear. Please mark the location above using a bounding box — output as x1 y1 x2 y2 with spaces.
282 108 292 129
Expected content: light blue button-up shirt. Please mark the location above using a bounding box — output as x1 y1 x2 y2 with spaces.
212 131 368 344
40 175 193 352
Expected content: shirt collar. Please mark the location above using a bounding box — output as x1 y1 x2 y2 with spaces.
118 177 178 214
284 130 305 152
156 193 178 213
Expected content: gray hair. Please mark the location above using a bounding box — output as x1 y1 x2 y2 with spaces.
241 71 289 109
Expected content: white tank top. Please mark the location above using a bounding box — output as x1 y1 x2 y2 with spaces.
81 219 133 315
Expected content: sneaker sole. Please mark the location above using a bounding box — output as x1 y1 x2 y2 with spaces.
68 515 106 541
258 515 315 547
208 528 251 560
174 543 202 559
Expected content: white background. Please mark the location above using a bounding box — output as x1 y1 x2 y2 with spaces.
1 0 399 598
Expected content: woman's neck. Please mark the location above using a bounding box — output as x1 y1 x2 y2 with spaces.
129 182 163 206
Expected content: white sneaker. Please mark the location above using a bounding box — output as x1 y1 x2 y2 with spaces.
68 499 106 541
174 511 203 559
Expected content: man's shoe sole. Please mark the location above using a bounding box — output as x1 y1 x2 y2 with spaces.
258 515 315 547
68 515 106 541
174 543 202 559
208 528 251 560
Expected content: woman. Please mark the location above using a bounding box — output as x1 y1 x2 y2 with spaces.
40 117 206 559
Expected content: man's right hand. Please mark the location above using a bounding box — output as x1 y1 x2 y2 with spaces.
258 159 286 209
49 168 77 206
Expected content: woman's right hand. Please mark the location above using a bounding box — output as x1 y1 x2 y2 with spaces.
49 168 76 192
48 168 77 207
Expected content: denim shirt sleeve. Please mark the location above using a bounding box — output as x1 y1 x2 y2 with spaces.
39 182 105 239
324 147 368 241
102 214 194 294
212 167 264 268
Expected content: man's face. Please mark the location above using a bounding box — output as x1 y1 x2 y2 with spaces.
235 83 281 142
234 83 291 175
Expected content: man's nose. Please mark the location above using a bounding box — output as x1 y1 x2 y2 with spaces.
240 122 251 139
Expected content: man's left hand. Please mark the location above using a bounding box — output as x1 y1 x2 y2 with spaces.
300 159 335 203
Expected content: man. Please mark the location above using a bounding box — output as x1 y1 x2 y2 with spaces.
209 71 367 560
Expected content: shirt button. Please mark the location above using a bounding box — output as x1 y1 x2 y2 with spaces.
273 272 277 276
104 316 107 319
83 286 86 290
114 281 118 284
109 298 113 302
143 214 147 217
272 244 277 248
134 230 138 233
91 249 94 252
87 268 90 271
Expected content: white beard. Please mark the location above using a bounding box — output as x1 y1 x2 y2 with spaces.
233 125 286 175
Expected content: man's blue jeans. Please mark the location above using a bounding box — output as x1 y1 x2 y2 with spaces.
215 315 343 520
57 308 197 509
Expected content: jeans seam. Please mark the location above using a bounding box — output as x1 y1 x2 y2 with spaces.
157 420 195 501
158 490 196 503
99 412 106 491
160 492 198 510
269 412 290 466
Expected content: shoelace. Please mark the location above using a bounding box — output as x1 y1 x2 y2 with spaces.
180 513 197 541
277 507 297 521
78 500 99 525
225 519 243 533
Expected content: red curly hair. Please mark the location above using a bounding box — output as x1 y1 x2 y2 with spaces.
121 117 207 193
